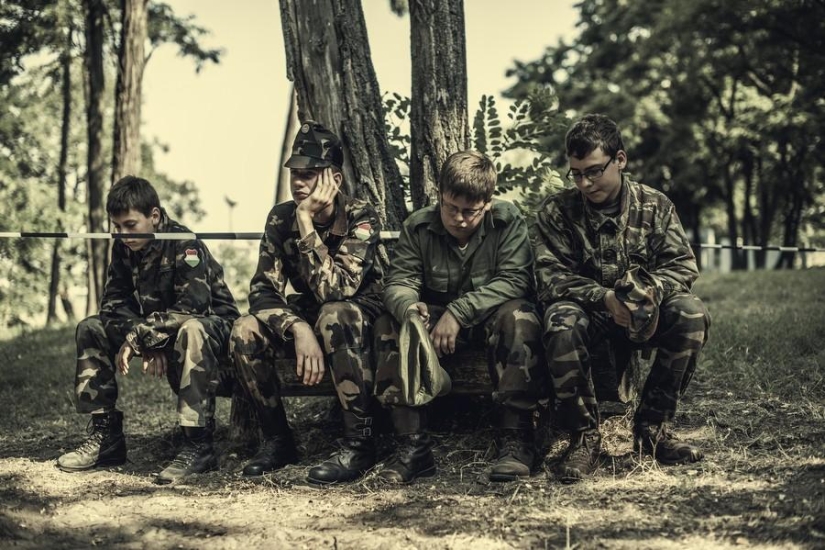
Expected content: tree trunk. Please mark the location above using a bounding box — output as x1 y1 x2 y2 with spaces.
775 173 805 269
723 165 746 270
83 0 107 315
48 21 73 325
755 153 771 269
111 0 148 184
275 85 299 205
409 0 469 209
279 0 406 229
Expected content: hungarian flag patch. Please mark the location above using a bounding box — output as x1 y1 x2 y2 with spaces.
184 248 200 268
353 222 372 241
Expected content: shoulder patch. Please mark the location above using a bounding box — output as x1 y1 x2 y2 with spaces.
184 248 200 268
353 222 373 241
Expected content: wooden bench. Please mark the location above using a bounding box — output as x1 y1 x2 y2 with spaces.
225 232 646 442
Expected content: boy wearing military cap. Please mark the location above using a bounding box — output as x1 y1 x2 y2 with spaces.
231 121 386 484
531 113 710 483
57 176 240 484
374 150 545 484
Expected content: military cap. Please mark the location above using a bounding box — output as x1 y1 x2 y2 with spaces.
397 313 452 405
284 120 344 170
614 266 662 343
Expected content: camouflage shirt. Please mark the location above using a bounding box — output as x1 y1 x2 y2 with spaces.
100 210 240 352
530 176 698 312
383 199 534 328
247 193 386 339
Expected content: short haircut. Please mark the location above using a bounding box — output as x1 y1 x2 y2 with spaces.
106 176 161 217
438 150 497 203
565 113 625 159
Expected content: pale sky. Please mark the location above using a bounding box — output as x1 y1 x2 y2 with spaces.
141 1 579 232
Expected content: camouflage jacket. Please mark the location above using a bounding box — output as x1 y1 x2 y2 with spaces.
100 210 239 352
383 199 534 328
247 193 385 340
530 176 698 312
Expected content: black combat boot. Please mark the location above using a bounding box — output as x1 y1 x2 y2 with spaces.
57 410 127 472
557 428 602 484
242 406 298 477
157 425 219 484
489 408 536 482
378 407 436 484
307 411 376 485
633 422 703 465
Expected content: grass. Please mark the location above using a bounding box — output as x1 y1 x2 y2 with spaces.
1 268 824 548
695 268 825 403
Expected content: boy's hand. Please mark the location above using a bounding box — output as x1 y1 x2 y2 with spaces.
142 350 167 379
116 342 137 375
605 290 631 327
291 322 326 386
430 309 460 357
405 302 430 328
296 167 339 218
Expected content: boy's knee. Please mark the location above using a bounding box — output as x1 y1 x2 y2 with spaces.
76 315 103 337
316 301 366 352
661 293 711 332
494 299 541 340
230 315 266 355
178 318 207 340
542 301 588 336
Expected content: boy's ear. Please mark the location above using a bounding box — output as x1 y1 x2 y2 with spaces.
150 207 161 227
332 170 343 187
616 150 628 170
484 200 493 212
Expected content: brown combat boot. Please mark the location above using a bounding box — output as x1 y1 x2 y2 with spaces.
489 408 536 482
557 429 602 483
157 425 219 484
57 410 127 472
633 422 703 465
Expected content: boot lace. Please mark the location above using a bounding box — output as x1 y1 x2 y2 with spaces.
170 443 202 467
76 419 105 455
497 437 524 459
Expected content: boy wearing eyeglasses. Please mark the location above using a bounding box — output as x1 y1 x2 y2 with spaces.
531 113 710 483
374 150 544 483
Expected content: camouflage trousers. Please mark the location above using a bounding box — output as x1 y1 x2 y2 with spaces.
543 292 710 432
74 315 234 427
374 299 545 411
231 301 375 416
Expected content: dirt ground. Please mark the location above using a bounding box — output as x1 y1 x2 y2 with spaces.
1 385 824 549
2 269 825 549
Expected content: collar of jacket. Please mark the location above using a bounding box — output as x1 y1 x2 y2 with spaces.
584 174 638 234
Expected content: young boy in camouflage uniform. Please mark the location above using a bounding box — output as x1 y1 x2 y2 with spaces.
375 150 545 484
231 121 385 484
57 176 240 484
531 114 710 483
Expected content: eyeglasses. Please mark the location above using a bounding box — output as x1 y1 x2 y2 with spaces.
440 198 488 220
566 155 616 183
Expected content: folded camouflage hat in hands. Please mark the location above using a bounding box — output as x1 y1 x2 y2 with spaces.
614 266 663 343
397 313 452 406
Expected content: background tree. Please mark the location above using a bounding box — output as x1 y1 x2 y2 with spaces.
0 0 221 328
111 0 148 184
279 0 407 228
408 0 469 208
47 2 76 325
82 0 107 314
506 0 825 269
